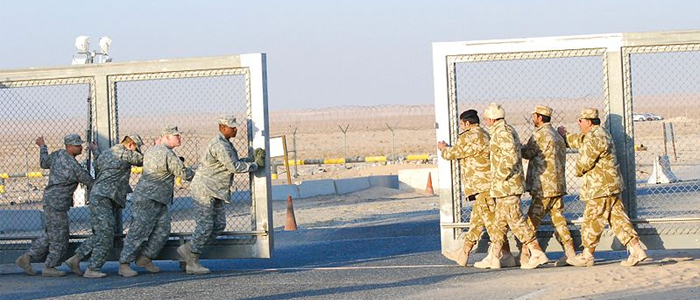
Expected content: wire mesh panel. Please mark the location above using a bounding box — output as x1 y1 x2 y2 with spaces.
109 69 255 244
446 49 608 234
0 78 94 250
624 44 700 219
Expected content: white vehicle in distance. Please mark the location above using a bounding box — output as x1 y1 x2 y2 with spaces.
633 113 646 122
643 113 663 121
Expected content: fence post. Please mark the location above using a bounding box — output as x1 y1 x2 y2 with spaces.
338 124 349 168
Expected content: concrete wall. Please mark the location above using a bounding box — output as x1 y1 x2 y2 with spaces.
397 168 438 192
271 174 400 201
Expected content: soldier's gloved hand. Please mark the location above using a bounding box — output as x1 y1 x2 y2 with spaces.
254 148 266 167
249 162 259 172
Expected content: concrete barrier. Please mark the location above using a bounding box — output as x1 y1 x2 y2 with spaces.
298 179 336 199
334 177 371 195
0 210 44 232
398 168 439 192
272 185 300 201
369 175 400 189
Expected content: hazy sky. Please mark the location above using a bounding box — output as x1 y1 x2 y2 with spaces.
2 0 700 110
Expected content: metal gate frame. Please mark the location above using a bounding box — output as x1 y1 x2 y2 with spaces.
0 54 273 262
433 30 700 253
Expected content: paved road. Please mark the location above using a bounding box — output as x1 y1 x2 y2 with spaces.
1 210 698 300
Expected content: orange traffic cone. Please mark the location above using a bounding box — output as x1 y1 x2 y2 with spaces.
426 172 435 195
285 195 298 231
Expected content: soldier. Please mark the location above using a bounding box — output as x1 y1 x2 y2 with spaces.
118 126 195 277
15 134 94 277
177 116 260 275
520 105 576 267
438 109 516 267
64 134 144 278
476 103 549 270
558 108 649 267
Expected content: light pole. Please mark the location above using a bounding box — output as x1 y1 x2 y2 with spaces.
71 36 113 65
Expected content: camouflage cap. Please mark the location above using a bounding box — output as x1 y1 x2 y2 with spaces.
64 133 85 146
218 115 239 128
161 125 183 136
124 133 144 151
484 102 505 119
578 108 599 119
532 105 553 117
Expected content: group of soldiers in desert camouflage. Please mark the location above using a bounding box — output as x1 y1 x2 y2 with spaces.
439 104 649 269
15 115 263 278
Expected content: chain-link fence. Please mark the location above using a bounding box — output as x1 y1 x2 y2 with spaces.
269 105 435 160
0 78 94 250
624 44 700 220
447 49 608 235
109 69 256 245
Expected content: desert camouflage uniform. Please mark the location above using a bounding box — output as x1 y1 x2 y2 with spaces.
488 119 535 245
440 124 497 244
25 146 94 268
190 132 256 254
120 144 194 263
521 123 572 243
565 125 638 248
74 144 143 270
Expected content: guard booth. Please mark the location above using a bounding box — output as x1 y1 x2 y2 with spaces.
0 54 273 263
433 30 700 253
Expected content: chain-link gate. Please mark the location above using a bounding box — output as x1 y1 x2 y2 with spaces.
435 31 700 253
0 54 272 263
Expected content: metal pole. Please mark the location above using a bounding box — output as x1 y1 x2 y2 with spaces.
338 124 349 168
386 123 395 162
292 127 298 177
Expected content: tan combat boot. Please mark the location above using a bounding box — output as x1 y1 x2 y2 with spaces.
500 243 517 268
41 266 66 277
177 242 192 272
555 240 577 267
567 247 595 267
521 241 549 269
83 268 107 278
444 241 474 267
64 254 83 275
621 238 650 267
118 263 138 277
517 244 530 267
186 253 211 275
473 243 502 269
15 254 36 276
135 256 160 273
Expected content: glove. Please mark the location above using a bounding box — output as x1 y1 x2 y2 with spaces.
179 156 185 162
254 148 265 167
249 162 259 172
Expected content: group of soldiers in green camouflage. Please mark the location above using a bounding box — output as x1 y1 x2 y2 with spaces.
15 115 262 278
439 104 649 269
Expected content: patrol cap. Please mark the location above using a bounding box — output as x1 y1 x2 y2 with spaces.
578 108 599 120
218 115 239 128
462 109 477 118
64 133 85 146
532 105 553 117
484 103 505 119
123 133 144 152
161 125 183 136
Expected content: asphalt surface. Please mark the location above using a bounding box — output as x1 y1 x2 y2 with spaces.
1 209 698 300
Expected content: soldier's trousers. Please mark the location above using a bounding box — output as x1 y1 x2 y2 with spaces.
581 194 638 249
75 195 118 270
191 196 226 254
463 192 499 244
493 195 536 246
119 196 171 263
526 195 573 244
25 206 69 268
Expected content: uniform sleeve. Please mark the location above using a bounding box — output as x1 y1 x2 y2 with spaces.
75 164 95 188
214 142 254 173
495 130 520 170
521 135 539 160
575 134 603 177
119 150 144 167
39 146 51 169
565 133 584 149
440 134 470 160
167 151 195 181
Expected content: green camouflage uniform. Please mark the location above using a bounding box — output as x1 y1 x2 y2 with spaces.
25 146 94 268
440 124 497 244
521 123 572 243
565 125 638 248
489 119 535 246
119 144 194 263
75 144 143 270
190 132 256 254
